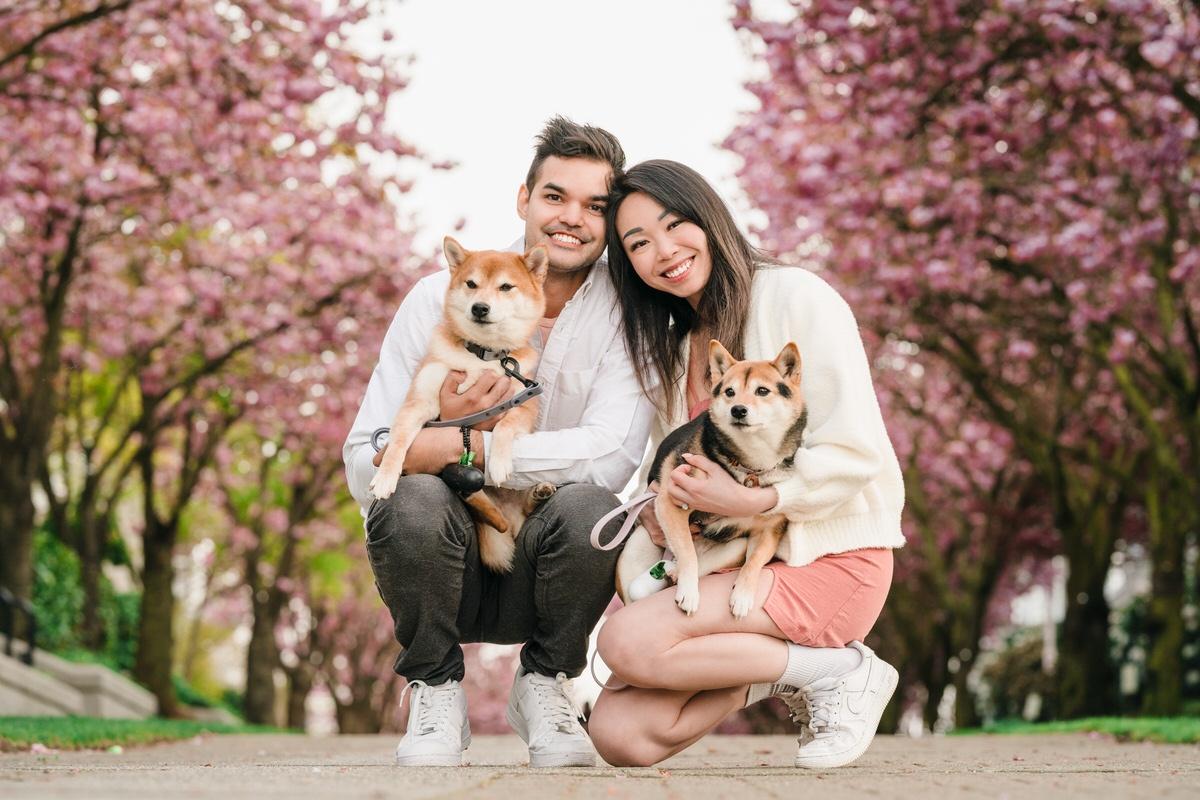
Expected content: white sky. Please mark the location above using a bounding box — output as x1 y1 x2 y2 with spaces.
371 0 766 258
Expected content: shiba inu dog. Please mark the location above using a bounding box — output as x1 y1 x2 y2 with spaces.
370 236 556 572
616 341 807 618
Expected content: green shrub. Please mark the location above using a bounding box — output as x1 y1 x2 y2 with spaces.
31 530 83 652
30 527 141 673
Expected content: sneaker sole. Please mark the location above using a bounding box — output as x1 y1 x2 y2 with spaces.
794 660 899 770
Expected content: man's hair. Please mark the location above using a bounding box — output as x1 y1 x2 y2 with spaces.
524 116 625 190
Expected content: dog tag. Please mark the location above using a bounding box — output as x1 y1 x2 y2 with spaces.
440 464 485 495
744 475 760 488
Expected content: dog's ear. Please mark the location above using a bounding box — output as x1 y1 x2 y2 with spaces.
524 244 549 283
773 342 802 380
444 236 470 272
708 339 736 383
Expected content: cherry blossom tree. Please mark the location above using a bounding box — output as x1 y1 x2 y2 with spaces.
727 0 1198 716
871 351 1056 729
1 0 426 712
210 284 415 725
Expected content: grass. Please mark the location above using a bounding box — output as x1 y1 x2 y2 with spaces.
0 716 286 752
956 716 1200 744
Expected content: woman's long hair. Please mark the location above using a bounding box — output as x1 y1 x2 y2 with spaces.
606 159 774 417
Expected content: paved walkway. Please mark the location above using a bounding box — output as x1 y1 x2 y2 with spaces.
1 733 1197 798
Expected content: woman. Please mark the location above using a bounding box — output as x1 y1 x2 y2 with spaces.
587 161 906 768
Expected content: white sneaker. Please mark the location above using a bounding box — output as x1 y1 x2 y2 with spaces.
746 683 815 746
506 666 596 767
793 641 898 770
394 679 470 766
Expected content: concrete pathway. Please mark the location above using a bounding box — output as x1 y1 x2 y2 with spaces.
1 732 1197 799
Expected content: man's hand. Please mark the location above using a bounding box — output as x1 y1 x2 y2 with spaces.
371 428 485 473
439 370 513 431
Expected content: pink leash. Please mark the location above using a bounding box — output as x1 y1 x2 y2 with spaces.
589 490 657 551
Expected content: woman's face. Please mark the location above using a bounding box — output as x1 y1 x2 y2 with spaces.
615 192 711 309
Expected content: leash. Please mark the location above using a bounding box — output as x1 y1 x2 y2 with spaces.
371 347 542 496
589 490 657 551
370 350 542 451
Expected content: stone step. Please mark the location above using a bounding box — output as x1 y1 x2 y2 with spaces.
0 644 157 719
0 651 84 716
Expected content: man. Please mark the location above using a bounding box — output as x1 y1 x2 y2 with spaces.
343 117 653 767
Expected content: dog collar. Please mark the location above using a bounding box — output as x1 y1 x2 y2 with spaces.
464 341 508 361
727 456 794 488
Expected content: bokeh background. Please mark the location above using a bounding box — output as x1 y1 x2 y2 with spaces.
1 0 1197 737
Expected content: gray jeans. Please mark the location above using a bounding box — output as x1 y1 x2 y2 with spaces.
365 475 623 684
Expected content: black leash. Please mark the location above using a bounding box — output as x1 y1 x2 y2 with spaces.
370 348 542 496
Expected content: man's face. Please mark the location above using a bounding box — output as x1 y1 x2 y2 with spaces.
517 156 611 274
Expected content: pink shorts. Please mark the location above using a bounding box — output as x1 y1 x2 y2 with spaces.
761 548 893 647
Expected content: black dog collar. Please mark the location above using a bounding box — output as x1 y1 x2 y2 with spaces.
464 341 508 361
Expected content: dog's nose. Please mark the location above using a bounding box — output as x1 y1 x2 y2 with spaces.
731 405 748 420
471 303 490 319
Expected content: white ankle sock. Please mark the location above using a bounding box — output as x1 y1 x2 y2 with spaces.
779 643 863 689
745 644 864 707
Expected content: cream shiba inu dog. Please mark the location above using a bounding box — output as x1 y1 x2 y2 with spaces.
370 236 554 572
616 341 807 618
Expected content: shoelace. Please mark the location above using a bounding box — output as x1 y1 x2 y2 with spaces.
803 681 844 739
529 673 583 735
781 691 816 746
779 688 810 725
399 680 456 737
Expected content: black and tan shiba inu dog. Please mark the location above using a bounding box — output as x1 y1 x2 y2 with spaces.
370 236 556 572
616 340 807 618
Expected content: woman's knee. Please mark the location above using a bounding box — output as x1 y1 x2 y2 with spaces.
588 699 664 768
597 610 663 687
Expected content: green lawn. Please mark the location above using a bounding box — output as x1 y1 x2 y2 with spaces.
956 717 1200 744
0 716 286 752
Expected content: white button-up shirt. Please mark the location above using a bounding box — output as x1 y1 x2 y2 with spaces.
343 238 656 516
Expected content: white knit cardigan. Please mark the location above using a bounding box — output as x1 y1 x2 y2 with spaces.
640 265 906 566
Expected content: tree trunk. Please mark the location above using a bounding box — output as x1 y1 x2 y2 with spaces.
1142 525 1187 715
286 662 314 731
953 655 980 729
336 693 381 734
78 510 105 649
1057 557 1114 718
919 642 948 731
243 589 282 725
133 519 178 717
0 454 36 611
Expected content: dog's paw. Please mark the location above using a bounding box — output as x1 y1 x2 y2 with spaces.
488 440 513 484
530 482 557 502
369 468 400 500
663 559 678 583
729 585 756 619
675 580 700 616
490 458 512 486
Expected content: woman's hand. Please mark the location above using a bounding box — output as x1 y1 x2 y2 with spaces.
666 453 778 517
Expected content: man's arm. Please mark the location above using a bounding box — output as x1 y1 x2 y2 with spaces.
343 274 447 510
